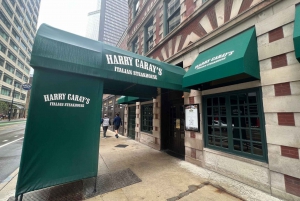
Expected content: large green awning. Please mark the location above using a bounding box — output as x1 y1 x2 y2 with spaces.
117 96 151 104
31 24 187 98
294 4 300 62
183 27 260 90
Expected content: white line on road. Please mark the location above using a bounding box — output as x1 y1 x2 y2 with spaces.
14 136 18 137
0 137 24 148
2 140 8 142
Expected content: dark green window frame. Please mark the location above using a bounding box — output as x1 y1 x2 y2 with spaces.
203 88 268 162
144 18 154 53
132 37 138 54
141 104 153 134
163 0 180 35
133 0 140 19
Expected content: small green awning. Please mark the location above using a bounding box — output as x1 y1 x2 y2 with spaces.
117 96 151 104
294 4 300 62
183 27 260 90
31 24 188 98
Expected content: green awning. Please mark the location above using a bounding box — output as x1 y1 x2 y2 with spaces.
183 27 260 90
31 24 188 98
294 4 300 62
117 96 151 104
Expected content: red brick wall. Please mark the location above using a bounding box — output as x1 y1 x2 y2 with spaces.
128 0 155 35
189 97 194 104
281 146 299 159
284 175 300 197
269 27 284 43
185 0 195 18
274 83 291 96
277 113 295 126
238 0 253 14
206 6 218 30
224 0 234 23
271 54 287 69
155 7 162 44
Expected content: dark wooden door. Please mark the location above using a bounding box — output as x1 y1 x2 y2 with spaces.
128 106 136 139
169 103 185 156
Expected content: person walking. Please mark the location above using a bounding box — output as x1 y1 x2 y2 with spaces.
113 113 122 138
101 114 111 138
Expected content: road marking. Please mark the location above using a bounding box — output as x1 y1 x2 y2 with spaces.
0 137 24 148
3 140 8 142
14 136 18 137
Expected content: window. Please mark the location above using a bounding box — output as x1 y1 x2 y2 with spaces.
203 88 267 162
20 93 26 100
144 18 154 53
0 11 11 29
2 0 13 18
132 37 138 54
20 40 27 50
5 62 15 73
0 42 7 54
17 60 24 69
164 0 180 35
10 40 19 51
22 31 28 42
0 26 9 41
12 29 21 41
1 86 11 96
15 81 21 88
16 7 24 21
18 0 25 12
25 11 31 23
133 0 139 18
14 18 22 31
23 75 28 82
9 0 15 6
7 51 17 62
141 104 153 133
15 70 22 79
3 74 13 85
19 50 26 60
24 21 30 33
24 67 29 74
0 57 4 66
13 91 20 99
202 0 208 3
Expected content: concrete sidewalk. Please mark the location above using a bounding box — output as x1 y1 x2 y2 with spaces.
0 130 282 201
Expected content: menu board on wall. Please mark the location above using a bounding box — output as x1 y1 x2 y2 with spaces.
185 104 199 132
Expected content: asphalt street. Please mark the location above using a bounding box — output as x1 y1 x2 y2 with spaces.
0 121 25 183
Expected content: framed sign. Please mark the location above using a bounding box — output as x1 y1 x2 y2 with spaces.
184 104 200 132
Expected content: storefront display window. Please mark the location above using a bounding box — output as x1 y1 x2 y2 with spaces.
203 88 267 162
141 104 153 133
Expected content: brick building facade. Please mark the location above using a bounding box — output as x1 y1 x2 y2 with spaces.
120 0 300 200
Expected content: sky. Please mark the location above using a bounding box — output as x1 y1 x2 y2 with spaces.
37 0 97 37
30 0 97 74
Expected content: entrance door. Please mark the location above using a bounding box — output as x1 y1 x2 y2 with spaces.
128 106 136 139
169 103 185 156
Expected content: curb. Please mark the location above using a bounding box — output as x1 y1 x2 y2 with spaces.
0 168 19 192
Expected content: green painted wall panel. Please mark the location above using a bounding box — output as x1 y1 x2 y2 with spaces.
16 69 103 196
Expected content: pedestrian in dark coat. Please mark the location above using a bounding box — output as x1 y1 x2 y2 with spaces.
112 113 122 138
